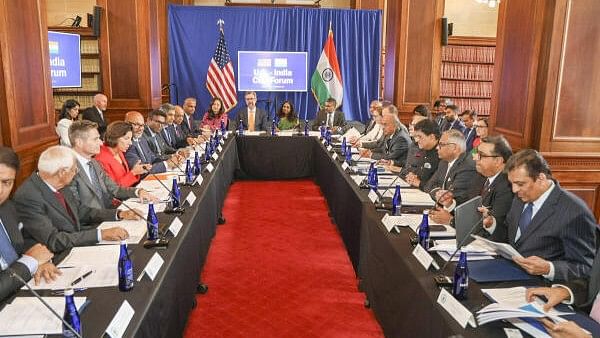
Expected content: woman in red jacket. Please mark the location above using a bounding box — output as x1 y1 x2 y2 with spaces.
95 121 149 187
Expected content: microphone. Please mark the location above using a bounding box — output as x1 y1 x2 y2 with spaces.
374 175 402 209
433 217 484 288
148 173 185 214
9 270 83 338
113 198 170 249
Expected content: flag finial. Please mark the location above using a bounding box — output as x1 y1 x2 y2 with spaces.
329 21 332 32
217 19 225 30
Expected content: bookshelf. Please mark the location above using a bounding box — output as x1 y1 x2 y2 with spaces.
440 36 496 116
49 27 101 113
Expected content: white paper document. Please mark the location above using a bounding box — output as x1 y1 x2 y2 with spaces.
58 245 120 268
342 127 361 139
26 264 118 290
386 214 454 237
0 297 86 336
379 188 436 207
98 220 147 245
377 176 410 188
117 199 167 216
471 235 523 259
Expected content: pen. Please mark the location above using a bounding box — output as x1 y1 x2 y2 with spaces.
70 270 93 286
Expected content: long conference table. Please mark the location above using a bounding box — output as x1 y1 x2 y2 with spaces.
8 134 598 337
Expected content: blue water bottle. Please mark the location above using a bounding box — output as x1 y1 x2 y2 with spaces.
371 166 379 191
345 144 352 163
170 178 181 208
185 159 193 184
271 119 276 136
238 119 244 135
63 289 82 337
147 203 159 240
320 122 325 139
205 143 212 162
391 184 402 216
220 120 226 135
193 152 201 175
118 240 134 291
418 210 430 249
341 137 347 156
304 120 309 136
452 251 469 300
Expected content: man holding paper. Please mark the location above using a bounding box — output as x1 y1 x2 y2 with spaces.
0 146 61 302
483 149 596 281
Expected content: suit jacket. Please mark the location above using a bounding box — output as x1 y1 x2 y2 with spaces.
474 172 513 242
400 143 440 190
232 107 269 131
143 127 176 157
13 173 117 253
124 137 167 174
181 114 200 137
0 201 33 302
95 145 140 187
363 119 376 135
506 182 596 280
440 119 466 134
424 151 486 205
311 109 346 133
371 128 411 166
82 106 107 137
169 124 189 149
464 128 477 153
68 158 137 212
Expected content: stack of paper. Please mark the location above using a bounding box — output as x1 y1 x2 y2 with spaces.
377 175 410 188
477 302 570 325
0 297 86 336
430 239 496 261
379 188 436 206
98 220 147 245
117 198 167 216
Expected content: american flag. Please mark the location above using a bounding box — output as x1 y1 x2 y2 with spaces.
206 26 237 112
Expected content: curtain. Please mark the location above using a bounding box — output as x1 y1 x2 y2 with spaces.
168 5 381 122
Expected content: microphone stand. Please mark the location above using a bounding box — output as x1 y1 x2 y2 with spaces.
115 198 170 249
374 175 402 209
10 270 83 338
148 172 185 214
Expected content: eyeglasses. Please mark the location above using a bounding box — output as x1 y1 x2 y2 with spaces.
437 142 456 148
473 152 499 160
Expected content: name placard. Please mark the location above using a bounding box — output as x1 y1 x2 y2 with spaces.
341 162 349 170
327 145 333 152
217 145 223 152
381 214 397 233
368 190 378 203
412 244 435 270
137 252 164 281
437 288 477 328
168 217 183 237
332 153 338 160
105 300 135 338
186 191 197 206
206 163 214 173
193 174 203 186
212 153 219 160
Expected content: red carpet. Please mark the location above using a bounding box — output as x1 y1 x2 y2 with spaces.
184 180 383 338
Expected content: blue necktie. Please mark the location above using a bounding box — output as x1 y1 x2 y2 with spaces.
134 139 147 162
0 218 19 267
518 203 534 235
88 162 111 208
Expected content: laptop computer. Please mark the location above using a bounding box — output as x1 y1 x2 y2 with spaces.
454 195 483 246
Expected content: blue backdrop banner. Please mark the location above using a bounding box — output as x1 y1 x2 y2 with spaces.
168 5 381 122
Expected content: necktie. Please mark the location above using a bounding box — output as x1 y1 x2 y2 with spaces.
248 111 256 132
0 218 19 267
481 179 491 196
328 113 334 128
518 203 534 236
175 124 181 138
163 129 172 146
134 139 147 162
152 136 162 155
590 294 600 323
88 162 110 208
54 191 76 225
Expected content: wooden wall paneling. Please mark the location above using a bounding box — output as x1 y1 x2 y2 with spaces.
0 0 58 184
537 0 600 154
489 0 548 150
97 0 162 122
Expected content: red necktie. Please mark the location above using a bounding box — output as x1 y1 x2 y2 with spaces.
54 191 76 224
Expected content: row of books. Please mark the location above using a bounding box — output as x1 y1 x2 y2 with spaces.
82 59 100 73
440 80 493 98
442 45 495 64
441 63 494 81
80 39 99 55
440 97 491 116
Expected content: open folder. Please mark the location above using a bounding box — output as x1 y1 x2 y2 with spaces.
469 258 535 282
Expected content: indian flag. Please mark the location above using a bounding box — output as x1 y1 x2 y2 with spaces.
311 28 343 108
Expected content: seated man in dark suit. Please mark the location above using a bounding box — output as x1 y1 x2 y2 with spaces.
0 146 60 302
81 93 108 138
439 104 466 134
402 119 441 190
144 109 177 157
359 104 411 167
460 110 477 153
231 91 269 132
68 120 157 212
13 146 139 253
424 129 486 209
483 149 596 281
124 111 185 174
311 97 347 134
174 105 200 147
181 97 202 137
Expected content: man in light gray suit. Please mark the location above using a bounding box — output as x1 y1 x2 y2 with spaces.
483 149 596 281
13 146 139 253
68 120 157 213
231 91 269 132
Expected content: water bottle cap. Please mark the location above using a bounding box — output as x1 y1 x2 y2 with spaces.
120 240 127 245
423 209 429 215
63 288 74 296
